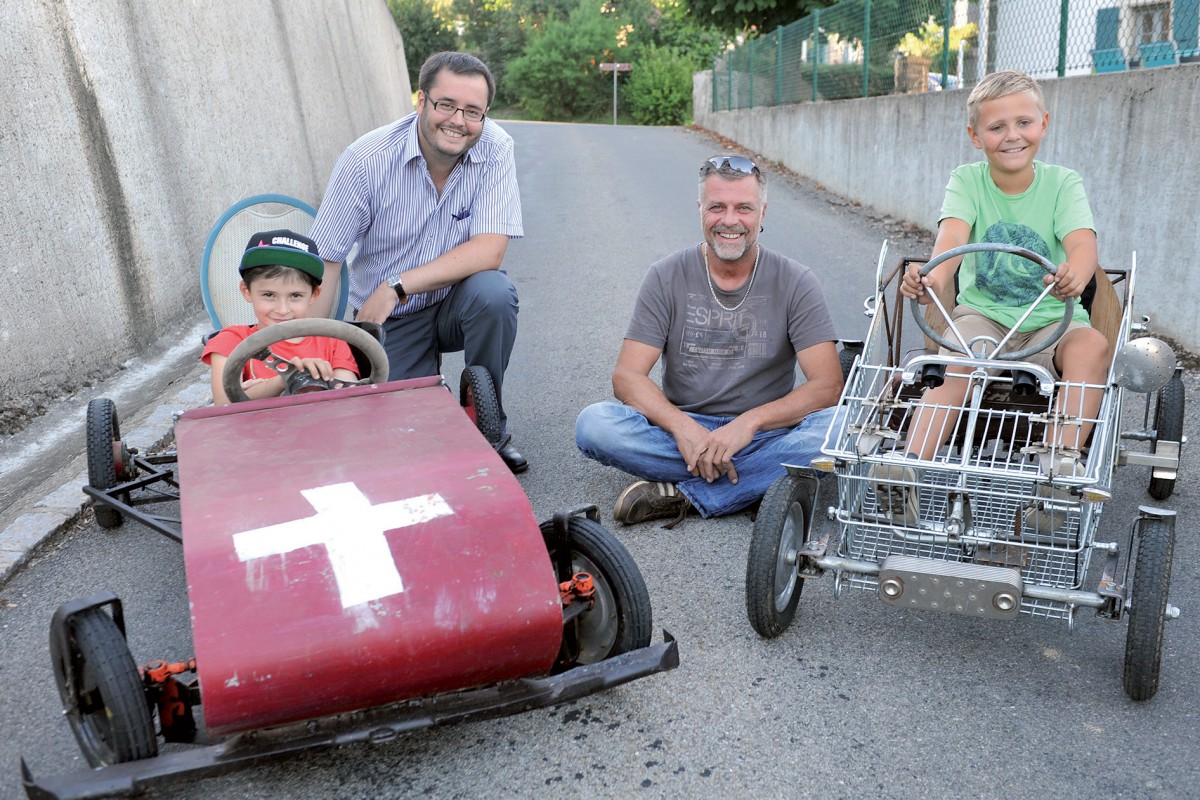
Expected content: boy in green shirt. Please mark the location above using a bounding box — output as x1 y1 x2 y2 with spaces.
873 70 1110 531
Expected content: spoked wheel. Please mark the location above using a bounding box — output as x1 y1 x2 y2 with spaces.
50 607 158 765
540 517 652 669
746 474 807 638
459 365 503 444
1123 518 1175 701
86 398 130 530
1148 372 1184 501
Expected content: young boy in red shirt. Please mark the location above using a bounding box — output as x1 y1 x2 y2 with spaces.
202 229 359 405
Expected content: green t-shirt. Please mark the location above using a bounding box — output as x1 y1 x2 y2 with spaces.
940 160 1095 331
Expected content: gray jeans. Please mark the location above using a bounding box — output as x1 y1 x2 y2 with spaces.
375 270 518 435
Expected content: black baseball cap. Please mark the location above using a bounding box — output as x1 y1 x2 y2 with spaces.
239 229 324 281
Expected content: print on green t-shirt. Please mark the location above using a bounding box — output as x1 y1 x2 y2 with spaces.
973 220 1054 307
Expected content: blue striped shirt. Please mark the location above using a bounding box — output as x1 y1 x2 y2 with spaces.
310 112 523 315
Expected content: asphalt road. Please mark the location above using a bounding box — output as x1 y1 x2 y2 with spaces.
3 122 1198 799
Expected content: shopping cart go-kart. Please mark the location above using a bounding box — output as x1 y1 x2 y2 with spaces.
22 199 677 799
745 242 1184 700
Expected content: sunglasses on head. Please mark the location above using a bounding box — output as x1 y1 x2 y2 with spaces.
700 155 759 176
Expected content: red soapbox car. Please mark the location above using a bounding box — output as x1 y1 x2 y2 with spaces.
22 318 678 799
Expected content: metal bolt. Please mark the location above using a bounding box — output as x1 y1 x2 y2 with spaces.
880 577 904 598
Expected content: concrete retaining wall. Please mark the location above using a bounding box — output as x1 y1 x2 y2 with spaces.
0 0 410 430
695 66 1200 351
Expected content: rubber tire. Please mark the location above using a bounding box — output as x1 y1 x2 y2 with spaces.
51 607 158 766
86 398 125 530
838 346 858 383
459 365 503 444
1123 518 1175 701
1148 372 1184 501
540 517 652 667
745 474 806 638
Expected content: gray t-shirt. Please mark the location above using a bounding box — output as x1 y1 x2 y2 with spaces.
625 244 836 417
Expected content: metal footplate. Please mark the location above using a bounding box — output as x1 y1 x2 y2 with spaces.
877 555 1022 620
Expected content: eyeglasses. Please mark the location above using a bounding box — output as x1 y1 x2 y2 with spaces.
429 99 486 123
700 155 759 176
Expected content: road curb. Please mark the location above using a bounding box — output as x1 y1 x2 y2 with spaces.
0 379 212 585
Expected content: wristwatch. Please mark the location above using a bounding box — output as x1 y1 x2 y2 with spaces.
390 276 408 304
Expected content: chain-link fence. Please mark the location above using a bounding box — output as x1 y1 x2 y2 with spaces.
712 0 1200 111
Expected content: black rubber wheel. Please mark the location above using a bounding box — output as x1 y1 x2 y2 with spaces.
1123 518 1175 701
838 346 859 383
745 474 806 638
50 607 158 766
1148 372 1184 501
540 517 652 667
86 398 126 530
459 365 503 444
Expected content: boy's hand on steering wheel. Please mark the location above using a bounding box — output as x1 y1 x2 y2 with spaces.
900 262 930 303
289 356 336 381
1046 261 1086 300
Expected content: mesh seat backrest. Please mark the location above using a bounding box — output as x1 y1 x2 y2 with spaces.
200 194 348 328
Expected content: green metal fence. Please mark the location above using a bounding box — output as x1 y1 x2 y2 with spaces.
712 0 1200 111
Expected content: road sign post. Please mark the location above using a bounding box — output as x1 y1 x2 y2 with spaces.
598 62 632 125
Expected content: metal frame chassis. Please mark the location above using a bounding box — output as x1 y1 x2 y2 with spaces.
28 505 679 799
801 255 1182 625
796 506 1180 618
83 451 182 542
23 633 678 800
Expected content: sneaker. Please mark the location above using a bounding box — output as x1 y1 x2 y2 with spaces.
613 481 692 528
1024 458 1086 533
869 462 920 526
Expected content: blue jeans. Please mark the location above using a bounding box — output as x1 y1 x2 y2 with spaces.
575 402 837 518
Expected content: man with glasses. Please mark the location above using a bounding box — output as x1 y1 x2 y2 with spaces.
575 155 842 526
310 51 527 472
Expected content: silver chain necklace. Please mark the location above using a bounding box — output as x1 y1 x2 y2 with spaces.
702 242 760 312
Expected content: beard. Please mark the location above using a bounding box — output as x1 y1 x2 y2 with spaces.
707 226 754 261
418 106 481 161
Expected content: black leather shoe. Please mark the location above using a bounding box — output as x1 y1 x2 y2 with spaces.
497 440 528 474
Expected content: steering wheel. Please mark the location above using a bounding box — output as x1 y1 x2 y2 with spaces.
911 242 1075 361
222 319 390 404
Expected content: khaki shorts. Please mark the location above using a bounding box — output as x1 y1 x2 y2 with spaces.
940 307 1092 380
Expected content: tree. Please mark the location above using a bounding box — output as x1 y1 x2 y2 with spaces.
622 0 729 124
896 15 979 63
458 0 730 121
626 46 696 124
639 0 729 67
506 1 621 120
452 0 579 107
685 0 830 38
387 0 459 89
862 0 947 56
